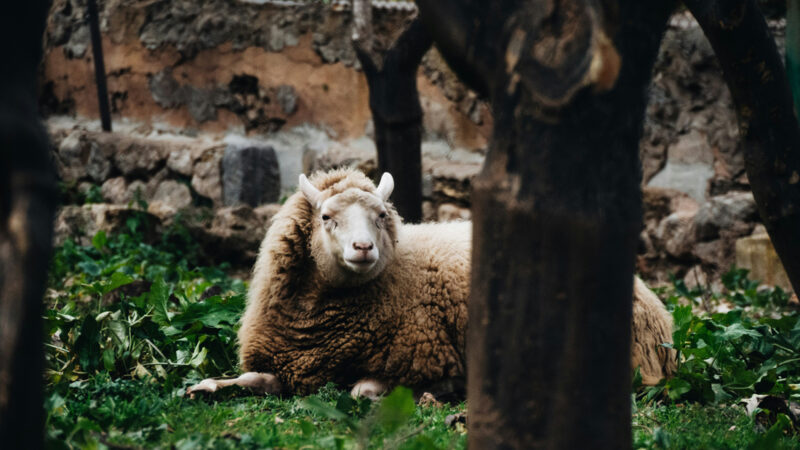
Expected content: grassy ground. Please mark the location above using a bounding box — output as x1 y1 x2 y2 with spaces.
46 377 466 449
45 376 800 449
43 211 800 448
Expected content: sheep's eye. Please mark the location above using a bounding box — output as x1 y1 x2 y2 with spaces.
379 212 387 219
322 215 330 221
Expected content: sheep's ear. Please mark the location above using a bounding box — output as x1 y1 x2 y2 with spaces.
299 174 321 208
376 172 394 201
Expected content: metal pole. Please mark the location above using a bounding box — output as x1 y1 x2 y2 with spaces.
87 0 112 131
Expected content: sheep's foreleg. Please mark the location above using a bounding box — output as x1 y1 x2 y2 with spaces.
350 379 386 400
186 372 282 398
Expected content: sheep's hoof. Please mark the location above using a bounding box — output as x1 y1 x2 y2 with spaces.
350 379 386 400
185 372 281 398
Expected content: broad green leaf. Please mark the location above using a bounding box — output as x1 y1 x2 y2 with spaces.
711 383 732 403
77 261 101 277
91 230 107 251
101 271 134 295
377 386 415 432
666 378 691 401
720 323 761 341
149 276 171 326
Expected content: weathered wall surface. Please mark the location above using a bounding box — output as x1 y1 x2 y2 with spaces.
41 2 792 290
41 0 490 149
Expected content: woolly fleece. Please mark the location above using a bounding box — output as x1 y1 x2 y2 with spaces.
238 168 673 395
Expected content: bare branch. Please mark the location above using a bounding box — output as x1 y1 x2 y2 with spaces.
685 0 800 293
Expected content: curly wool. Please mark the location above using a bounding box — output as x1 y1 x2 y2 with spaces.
238 168 673 395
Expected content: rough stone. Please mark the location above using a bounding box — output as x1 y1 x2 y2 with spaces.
56 130 110 182
101 177 131 204
56 130 88 181
151 180 193 210
222 144 281 207
149 70 184 108
53 204 160 247
275 85 297 115
126 180 148 205
422 201 436 222
655 210 697 259
64 24 89 58
110 136 169 176
191 146 225 204
85 141 112 182
186 205 266 264
693 239 731 268
736 230 793 292
683 265 709 290
437 203 471 222
186 86 218 122
647 130 715 202
166 147 199 176
694 191 757 240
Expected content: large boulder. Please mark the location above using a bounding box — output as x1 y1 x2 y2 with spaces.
694 191 757 240
222 144 281 207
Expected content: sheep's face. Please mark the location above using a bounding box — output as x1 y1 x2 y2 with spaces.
300 173 398 286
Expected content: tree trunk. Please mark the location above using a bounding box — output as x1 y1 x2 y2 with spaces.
0 1 58 448
355 18 431 223
416 0 675 447
684 0 800 294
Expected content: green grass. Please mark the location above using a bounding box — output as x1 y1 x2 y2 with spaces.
42 211 800 448
46 377 466 449
633 401 800 449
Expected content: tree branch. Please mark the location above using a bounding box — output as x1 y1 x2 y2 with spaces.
352 0 381 71
684 0 800 293
389 16 432 69
414 0 490 96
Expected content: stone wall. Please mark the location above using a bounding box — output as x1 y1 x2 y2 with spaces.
41 0 490 149
42 2 793 290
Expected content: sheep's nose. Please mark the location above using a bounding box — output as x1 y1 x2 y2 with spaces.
353 241 374 251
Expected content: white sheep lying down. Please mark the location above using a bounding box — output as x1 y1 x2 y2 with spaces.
187 168 675 399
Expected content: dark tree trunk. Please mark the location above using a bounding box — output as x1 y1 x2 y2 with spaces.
684 0 800 294
416 0 675 447
0 1 58 448
355 18 432 223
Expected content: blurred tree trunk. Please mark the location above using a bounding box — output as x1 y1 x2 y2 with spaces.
416 0 675 447
0 1 58 448
352 5 431 223
788 0 800 118
683 0 800 294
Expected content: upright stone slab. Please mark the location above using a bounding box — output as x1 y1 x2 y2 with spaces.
222 144 281 207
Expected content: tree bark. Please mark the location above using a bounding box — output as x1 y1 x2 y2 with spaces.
354 16 432 223
684 0 800 294
416 0 675 447
0 1 58 448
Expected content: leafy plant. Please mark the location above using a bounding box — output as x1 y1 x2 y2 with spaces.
46 225 244 386
640 267 800 406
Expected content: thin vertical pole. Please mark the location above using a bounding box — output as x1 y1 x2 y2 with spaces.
87 0 112 131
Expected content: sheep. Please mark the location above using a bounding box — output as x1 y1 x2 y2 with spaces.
187 168 674 399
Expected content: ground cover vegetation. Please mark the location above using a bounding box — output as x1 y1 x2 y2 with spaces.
43 208 800 448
